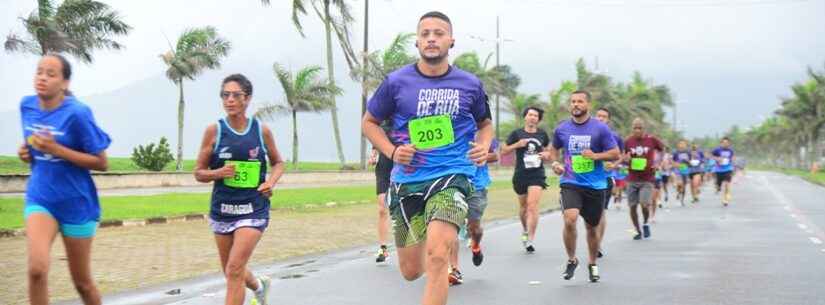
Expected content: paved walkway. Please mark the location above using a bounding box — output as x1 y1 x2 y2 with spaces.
53 171 825 305
1 183 558 305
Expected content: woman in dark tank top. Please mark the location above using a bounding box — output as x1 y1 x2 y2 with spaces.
194 74 285 305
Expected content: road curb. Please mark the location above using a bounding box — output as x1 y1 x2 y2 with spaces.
1 213 209 239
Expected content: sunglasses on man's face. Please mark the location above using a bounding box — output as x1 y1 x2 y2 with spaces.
220 91 247 100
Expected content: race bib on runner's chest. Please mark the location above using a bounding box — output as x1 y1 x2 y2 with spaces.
408 115 455 150
524 154 542 169
679 164 689 172
223 160 261 188
720 158 730 166
571 155 595 174
630 157 648 171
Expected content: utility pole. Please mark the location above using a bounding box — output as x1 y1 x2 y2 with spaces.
495 16 501 143
469 16 513 143
359 0 369 170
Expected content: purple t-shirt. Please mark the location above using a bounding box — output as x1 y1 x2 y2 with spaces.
367 64 490 184
552 117 617 190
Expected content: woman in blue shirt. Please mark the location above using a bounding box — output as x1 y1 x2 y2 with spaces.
194 74 285 305
18 54 111 305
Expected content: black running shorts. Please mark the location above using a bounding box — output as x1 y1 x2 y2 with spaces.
560 184 606 227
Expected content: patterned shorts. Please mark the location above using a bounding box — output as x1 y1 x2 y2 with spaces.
387 174 472 248
208 218 269 235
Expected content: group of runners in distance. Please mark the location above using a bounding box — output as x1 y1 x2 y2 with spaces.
362 11 741 305
16 10 742 305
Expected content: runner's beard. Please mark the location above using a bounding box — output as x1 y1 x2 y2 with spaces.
571 108 588 119
421 50 449 66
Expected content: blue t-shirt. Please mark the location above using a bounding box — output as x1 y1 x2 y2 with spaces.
672 150 691 175
706 158 717 173
605 129 624 179
712 147 735 173
472 139 499 191
688 150 705 173
552 118 618 190
367 64 490 184
20 95 111 224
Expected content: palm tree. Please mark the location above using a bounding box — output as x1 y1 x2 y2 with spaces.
4 0 131 63
503 93 546 128
547 80 577 128
453 51 521 140
777 78 825 166
263 0 359 168
353 32 417 93
160 27 231 171
255 64 341 168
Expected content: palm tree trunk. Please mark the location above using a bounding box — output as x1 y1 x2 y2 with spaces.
323 1 347 167
176 80 185 171
359 0 370 170
809 133 816 168
292 110 299 169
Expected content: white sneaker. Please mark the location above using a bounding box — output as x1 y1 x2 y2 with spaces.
252 276 271 305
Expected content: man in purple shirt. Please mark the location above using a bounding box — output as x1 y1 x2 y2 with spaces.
548 90 620 283
362 11 493 305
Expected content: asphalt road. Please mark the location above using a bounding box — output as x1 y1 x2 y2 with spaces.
60 171 825 305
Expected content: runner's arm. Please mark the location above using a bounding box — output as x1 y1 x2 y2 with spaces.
261 125 285 187
194 124 229 183
500 131 524 155
474 119 493 152
29 132 108 171
362 112 395 159
589 147 621 161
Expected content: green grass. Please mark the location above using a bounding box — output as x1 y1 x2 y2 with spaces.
0 185 376 230
0 176 560 230
751 164 825 186
0 155 355 174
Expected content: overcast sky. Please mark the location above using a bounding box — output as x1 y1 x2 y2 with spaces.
2 0 824 158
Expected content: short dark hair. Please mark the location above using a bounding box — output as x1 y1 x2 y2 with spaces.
221 73 253 96
596 107 610 117
571 90 591 102
523 106 544 121
721 137 730 142
419 11 452 32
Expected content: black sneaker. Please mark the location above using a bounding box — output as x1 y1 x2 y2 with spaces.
633 233 642 240
588 264 600 282
643 224 651 239
375 246 389 264
525 240 535 253
472 246 484 267
562 259 578 280
597 249 604 258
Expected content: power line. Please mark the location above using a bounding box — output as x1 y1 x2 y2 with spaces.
523 0 817 8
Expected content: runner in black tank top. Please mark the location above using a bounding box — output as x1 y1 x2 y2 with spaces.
194 74 285 305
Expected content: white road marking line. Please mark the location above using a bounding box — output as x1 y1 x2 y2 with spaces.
798 223 809 230
810 237 823 245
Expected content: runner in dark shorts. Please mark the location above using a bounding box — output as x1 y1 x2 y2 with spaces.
371 119 394 264
501 107 551 253
549 90 620 283
594 107 624 258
